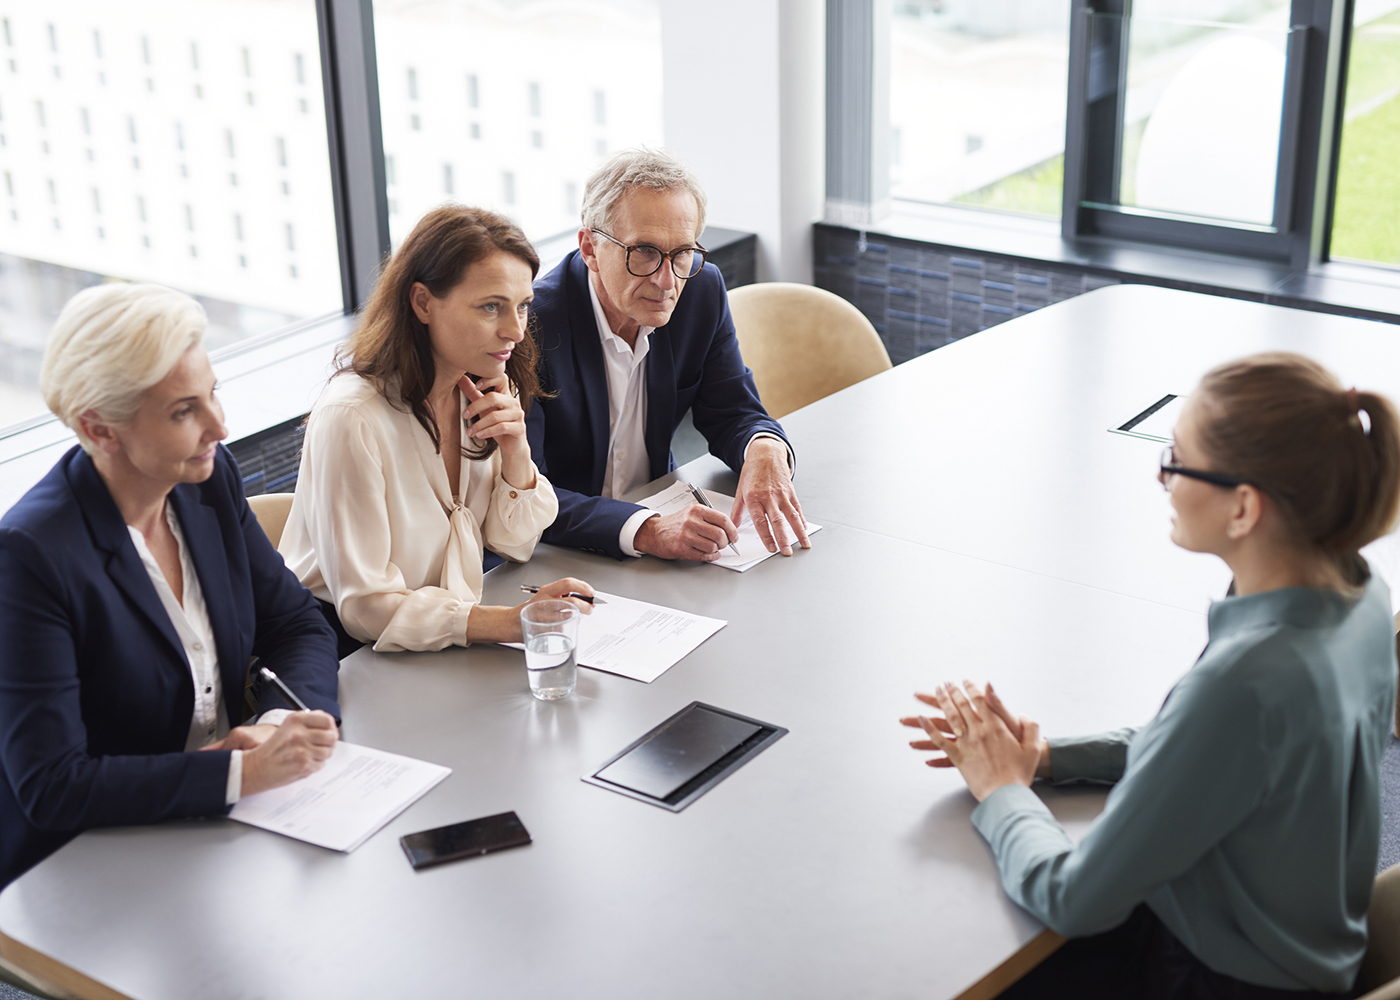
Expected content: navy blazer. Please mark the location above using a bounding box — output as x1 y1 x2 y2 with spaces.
0 444 340 888
525 250 789 558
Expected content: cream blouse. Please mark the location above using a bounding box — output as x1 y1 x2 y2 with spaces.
279 374 558 653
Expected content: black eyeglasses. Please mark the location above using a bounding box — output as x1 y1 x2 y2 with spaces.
1158 446 1250 492
590 228 708 279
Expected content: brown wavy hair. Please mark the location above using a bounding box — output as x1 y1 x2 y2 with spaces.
337 205 544 459
1196 352 1400 567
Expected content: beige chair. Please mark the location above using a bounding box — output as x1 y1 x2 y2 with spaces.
726 282 892 419
1359 864 1400 1000
247 492 295 549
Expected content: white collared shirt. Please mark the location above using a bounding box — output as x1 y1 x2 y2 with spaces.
586 275 793 557
127 503 242 805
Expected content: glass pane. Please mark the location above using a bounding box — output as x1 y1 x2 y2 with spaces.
1330 3 1400 267
372 0 664 248
890 1 1070 218
0 0 344 429
1087 3 1291 228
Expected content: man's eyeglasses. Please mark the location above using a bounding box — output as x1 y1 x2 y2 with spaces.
1158 446 1251 492
590 228 708 279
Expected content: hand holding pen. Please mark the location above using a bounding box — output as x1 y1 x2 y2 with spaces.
682 481 741 557
519 580 604 608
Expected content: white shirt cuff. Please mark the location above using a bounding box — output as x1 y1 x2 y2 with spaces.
619 509 661 558
226 749 243 805
744 433 795 474
256 708 295 726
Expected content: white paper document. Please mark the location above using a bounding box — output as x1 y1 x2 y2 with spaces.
505 592 726 683
575 592 726 682
229 742 450 852
637 481 822 572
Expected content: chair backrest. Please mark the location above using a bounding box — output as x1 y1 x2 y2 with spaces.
1361 864 1400 994
726 282 892 419
247 492 295 549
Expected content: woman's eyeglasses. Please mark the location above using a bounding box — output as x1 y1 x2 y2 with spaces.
1158 446 1251 492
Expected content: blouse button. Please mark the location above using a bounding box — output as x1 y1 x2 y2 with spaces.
509 491 518 499
204 686 212 694
193 642 203 651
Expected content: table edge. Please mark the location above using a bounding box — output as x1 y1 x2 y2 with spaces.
0 930 133 1000
953 928 1066 1000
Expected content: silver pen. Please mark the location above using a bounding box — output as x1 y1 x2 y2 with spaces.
681 481 740 556
259 666 310 712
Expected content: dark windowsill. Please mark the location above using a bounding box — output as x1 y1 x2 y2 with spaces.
857 201 1400 324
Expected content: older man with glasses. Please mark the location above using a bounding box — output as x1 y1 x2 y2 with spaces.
525 148 810 563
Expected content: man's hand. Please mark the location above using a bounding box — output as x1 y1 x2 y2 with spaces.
634 506 738 561
732 438 809 556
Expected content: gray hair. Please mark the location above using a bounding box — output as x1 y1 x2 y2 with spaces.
40 282 207 454
580 147 708 239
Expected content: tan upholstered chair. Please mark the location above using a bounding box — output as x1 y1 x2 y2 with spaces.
727 282 892 419
1359 864 1400 1000
247 492 295 549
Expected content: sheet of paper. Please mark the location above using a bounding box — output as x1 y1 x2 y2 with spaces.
637 481 822 572
1111 394 1187 443
229 741 450 853
504 592 726 683
574 592 726 682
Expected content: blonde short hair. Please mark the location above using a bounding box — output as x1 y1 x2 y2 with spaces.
40 282 207 453
580 147 708 239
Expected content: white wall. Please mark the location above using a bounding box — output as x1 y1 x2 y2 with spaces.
661 0 824 284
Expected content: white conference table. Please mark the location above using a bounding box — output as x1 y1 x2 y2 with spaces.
2 285 1399 1000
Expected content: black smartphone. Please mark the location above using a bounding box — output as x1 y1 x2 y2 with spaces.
399 811 532 871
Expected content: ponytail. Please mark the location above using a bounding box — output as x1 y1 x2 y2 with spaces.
1196 352 1400 558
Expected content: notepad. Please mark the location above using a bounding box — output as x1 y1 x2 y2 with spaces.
230 741 450 852
637 481 822 571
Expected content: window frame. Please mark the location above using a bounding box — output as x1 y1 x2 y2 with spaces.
1059 0 1350 269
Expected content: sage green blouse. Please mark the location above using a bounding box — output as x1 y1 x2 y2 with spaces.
972 574 1397 992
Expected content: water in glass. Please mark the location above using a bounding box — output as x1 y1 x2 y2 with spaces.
525 632 577 700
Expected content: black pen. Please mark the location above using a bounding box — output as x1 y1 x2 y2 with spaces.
259 666 311 712
520 585 607 606
681 480 741 557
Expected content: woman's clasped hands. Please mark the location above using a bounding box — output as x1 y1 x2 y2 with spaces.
900 681 1051 802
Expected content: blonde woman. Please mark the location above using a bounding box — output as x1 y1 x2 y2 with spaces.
0 283 340 889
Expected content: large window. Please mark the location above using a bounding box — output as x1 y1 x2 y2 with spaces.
890 1 1070 218
0 0 341 427
371 0 663 247
887 0 1400 273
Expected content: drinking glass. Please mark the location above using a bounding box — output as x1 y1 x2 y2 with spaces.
520 600 579 701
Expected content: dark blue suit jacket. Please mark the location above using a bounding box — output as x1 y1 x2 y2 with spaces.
0 445 340 888
526 250 788 558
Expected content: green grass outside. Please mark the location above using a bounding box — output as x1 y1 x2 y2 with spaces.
954 155 1065 217
952 8 1399 264
1330 9 1400 267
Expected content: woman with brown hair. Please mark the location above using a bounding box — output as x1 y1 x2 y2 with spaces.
280 206 592 654
904 352 1400 999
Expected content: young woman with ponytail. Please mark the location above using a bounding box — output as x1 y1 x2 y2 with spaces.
903 352 1400 999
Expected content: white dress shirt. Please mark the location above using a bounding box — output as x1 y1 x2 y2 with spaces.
127 504 243 805
586 276 792 557
279 374 558 652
